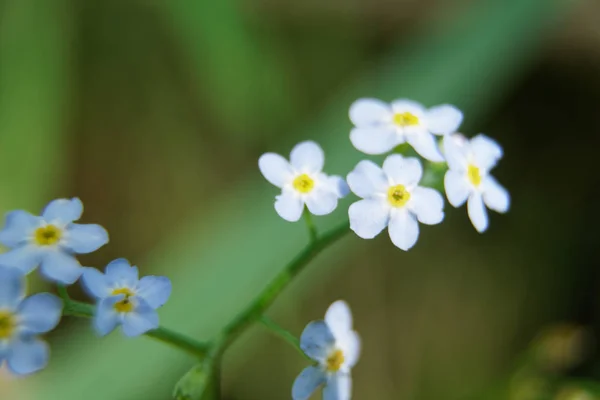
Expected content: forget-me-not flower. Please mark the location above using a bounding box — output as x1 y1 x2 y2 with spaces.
349 98 463 162
347 154 445 251
82 258 171 337
0 197 109 284
443 133 510 232
0 266 62 375
292 300 360 400
259 141 349 222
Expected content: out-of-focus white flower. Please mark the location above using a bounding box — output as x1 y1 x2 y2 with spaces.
349 98 462 162
259 141 349 222
292 301 360 400
347 154 444 251
443 133 510 232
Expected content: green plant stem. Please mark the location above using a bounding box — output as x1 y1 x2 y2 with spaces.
218 219 350 351
259 315 311 361
57 286 211 358
304 210 318 243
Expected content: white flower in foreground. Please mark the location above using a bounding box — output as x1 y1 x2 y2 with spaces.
349 98 463 162
443 133 510 232
259 141 349 222
292 301 360 400
347 154 444 251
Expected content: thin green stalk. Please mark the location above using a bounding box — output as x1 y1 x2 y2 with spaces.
303 210 318 243
218 219 350 350
58 286 211 358
260 315 311 361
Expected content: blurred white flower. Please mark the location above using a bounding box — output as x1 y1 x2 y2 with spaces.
347 154 444 251
259 141 349 222
292 301 360 400
349 98 462 162
443 133 510 232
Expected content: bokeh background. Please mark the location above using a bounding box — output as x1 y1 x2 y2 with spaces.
1 0 600 398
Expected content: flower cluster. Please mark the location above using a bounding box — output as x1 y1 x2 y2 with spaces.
0 198 171 375
260 98 510 250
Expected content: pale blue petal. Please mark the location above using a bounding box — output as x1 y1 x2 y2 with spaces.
39 251 82 284
323 373 352 400
94 296 121 336
42 198 83 224
18 293 63 334
6 338 49 375
64 223 109 254
105 258 138 288
0 265 25 308
81 267 110 299
137 276 172 309
0 211 40 248
292 366 326 400
300 320 336 362
0 246 44 275
122 298 159 337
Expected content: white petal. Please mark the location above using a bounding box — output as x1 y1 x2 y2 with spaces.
467 193 489 233
410 187 444 225
300 321 336 362
350 127 398 155
258 153 293 188
348 199 389 239
305 188 338 216
341 331 361 369
382 155 423 186
406 132 444 162
325 300 353 340
323 373 352 400
292 366 326 400
444 170 470 208
483 175 510 213
471 134 503 170
390 99 426 117
426 104 463 135
442 134 469 171
349 98 392 126
346 160 388 198
274 191 304 222
290 141 324 173
388 210 419 251
328 176 350 198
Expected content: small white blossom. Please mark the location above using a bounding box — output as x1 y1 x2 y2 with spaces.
443 133 510 232
347 154 444 251
292 301 360 400
259 141 349 222
349 98 463 162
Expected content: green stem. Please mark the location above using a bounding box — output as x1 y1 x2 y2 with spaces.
260 315 311 361
58 286 211 358
218 219 350 351
304 209 318 243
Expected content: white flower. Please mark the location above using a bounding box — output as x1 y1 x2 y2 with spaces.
259 141 349 222
347 154 444 251
443 133 510 232
292 301 360 400
349 98 463 162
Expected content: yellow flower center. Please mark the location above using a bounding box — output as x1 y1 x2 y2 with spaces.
34 224 62 246
392 112 419 127
292 174 315 194
0 310 17 339
467 164 482 186
112 288 135 313
387 184 411 207
326 349 345 372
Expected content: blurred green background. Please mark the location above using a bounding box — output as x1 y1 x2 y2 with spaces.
1 0 600 399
